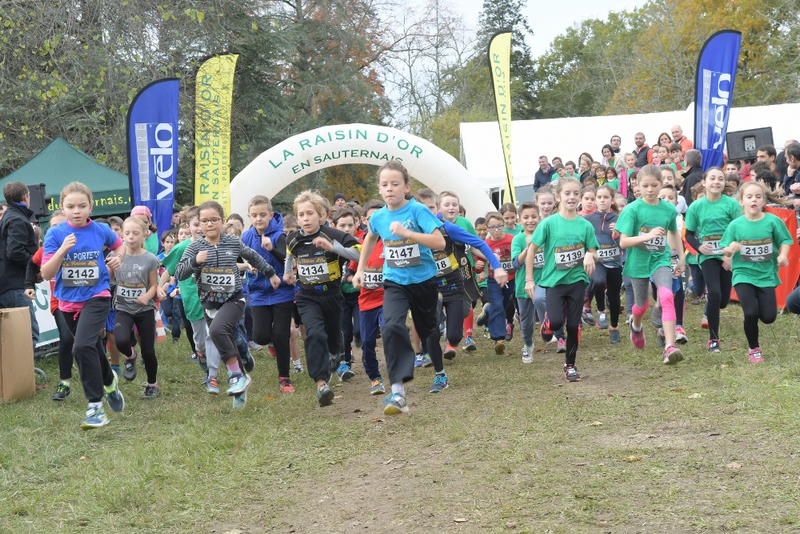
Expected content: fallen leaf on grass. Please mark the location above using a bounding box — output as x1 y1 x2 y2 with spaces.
383 458 394 465
720 364 728 368
454 518 468 523
587 421 603 426
575 462 589 466
371 418 384 423
623 456 641 462
726 462 742 469
353 408 362 413
688 393 702 399
262 396 275 402
505 521 517 528
79 457 87 461
223 530 244 534
333 395 343 399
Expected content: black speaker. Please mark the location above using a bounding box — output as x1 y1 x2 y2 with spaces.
726 127 774 161
27 183 51 218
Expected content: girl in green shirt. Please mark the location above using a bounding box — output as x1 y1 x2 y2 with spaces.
720 181 792 363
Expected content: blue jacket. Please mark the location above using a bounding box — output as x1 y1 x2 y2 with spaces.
243 213 295 305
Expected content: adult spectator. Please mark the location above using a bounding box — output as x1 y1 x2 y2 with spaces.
534 155 554 191
0 203 6 222
681 149 703 207
610 135 622 155
578 154 593 184
784 142 800 198
632 132 653 167
332 193 347 208
0 182 39 348
600 144 621 170
657 132 672 148
756 145 777 173
671 125 694 156
776 139 798 179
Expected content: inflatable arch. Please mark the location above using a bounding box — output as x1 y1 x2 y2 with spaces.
230 123 496 221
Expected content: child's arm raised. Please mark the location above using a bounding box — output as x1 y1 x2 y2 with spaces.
389 221 445 251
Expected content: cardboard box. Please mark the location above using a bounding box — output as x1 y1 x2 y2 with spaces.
0 307 35 401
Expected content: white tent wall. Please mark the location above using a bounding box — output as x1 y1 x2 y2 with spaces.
460 103 800 202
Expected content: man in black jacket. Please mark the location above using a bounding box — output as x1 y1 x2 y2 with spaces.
681 150 704 207
0 181 39 347
534 156 554 191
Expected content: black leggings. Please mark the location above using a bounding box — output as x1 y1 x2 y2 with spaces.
425 297 463 373
207 299 246 365
177 300 196 354
62 297 114 403
592 265 623 328
54 309 76 381
545 282 585 366
252 302 294 377
701 259 732 340
115 309 158 384
734 283 777 349
296 292 344 382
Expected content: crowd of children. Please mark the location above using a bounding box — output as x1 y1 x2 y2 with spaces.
28 152 796 428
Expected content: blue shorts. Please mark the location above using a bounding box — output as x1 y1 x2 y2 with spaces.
106 308 116 333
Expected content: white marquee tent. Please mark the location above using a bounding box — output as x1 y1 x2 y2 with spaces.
460 102 800 203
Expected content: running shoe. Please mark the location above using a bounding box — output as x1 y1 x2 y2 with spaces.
596 312 609 330
337 361 355 382
701 315 709 329
443 344 457 360
609 329 621 344
292 361 304 374
317 383 334 406
564 364 581 382
197 351 208 372
123 351 137 381
383 393 409 415
248 341 263 352
557 338 566 353
521 345 533 364
104 371 125 412
370 378 385 395
707 339 721 353
267 343 277 358
674 326 688 345
540 315 555 343
463 336 477 352
243 350 255 373
748 347 764 363
630 324 646 349
494 340 506 355
206 375 220 394
111 365 120 376
656 327 666 348
279 376 295 393
226 373 252 396
581 308 595 326
142 384 159 400
414 353 432 368
52 381 70 401
429 373 449 393
476 305 489 327
232 390 247 409
663 344 684 365
505 323 514 341
483 327 490 339
81 405 109 429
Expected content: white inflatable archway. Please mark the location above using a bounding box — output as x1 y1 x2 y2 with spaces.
230 123 496 221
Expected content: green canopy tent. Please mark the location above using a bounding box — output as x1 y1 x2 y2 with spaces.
0 137 131 221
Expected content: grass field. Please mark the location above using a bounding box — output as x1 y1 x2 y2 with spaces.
2 300 800 533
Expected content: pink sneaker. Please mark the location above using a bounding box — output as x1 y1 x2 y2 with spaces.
630 324 646 349
556 338 566 353
748 347 764 363
663 344 684 365
674 325 688 345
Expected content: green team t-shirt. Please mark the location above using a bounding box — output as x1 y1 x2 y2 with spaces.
530 214 598 288
684 195 742 264
616 199 678 278
720 213 793 287
161 238 204 322
145 232 159 256
686 250 698 266
504 223 524 236
511 232 534 299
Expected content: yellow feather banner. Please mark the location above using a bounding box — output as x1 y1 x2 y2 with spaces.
194 54 238 214
488 32 514 206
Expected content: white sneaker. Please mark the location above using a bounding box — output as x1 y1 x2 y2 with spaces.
521 345 533 364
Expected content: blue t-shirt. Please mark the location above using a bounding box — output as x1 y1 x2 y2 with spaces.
369 198 443 285
44 220 120 303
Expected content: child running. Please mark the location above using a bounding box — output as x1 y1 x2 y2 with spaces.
113 217 161 398
615 164 686 364
175 201 279 407
584 185 623 343
524 177 598 381
510 202 540 362
720 181 792 362
353 161 445 415
41 182 126 428
483 211 516 353
684 166 742 352
283 191 361 407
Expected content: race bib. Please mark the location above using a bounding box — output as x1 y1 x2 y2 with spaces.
702 234 723 256
597 243 621 264
533 252 544 270
385 239 421 268
499 260 514 272
61 260 99 287
740 238 773 263
433 251 456 276
555 244 585 270
199 267 236 293
637 227 666 253
669 252 680 273
297 256 336 283
363 267 384 289
116 282 145 300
